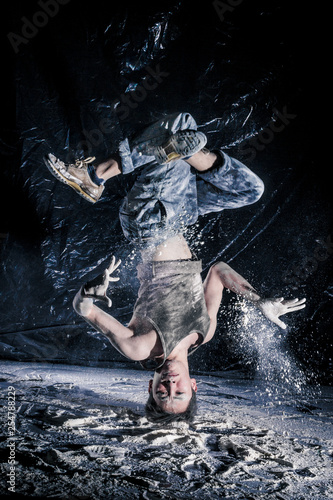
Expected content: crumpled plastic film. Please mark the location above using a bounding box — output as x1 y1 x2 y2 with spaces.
0 0 331 382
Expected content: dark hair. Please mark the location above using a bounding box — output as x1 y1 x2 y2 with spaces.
145 389 197 424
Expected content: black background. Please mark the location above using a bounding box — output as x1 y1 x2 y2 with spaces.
0 0 331 383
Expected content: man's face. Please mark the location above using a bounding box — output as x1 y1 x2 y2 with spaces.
148 360 197 413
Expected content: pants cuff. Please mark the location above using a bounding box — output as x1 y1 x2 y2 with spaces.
118 138 135 174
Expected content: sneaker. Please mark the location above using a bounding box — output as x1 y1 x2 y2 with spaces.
137 129 207 164
44 154 104 203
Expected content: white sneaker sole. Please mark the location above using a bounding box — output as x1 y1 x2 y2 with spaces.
157 130 208 164
136 129 207 164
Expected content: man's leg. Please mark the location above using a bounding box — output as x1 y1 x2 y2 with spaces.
94 157 122 181
94 117 212 181
117 112 212 249
185 149 218 171
195 150 265 215
44 112 204 203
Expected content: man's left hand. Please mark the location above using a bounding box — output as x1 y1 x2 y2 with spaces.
256 297 306 329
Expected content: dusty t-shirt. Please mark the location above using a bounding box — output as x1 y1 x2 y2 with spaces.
133 259 210 370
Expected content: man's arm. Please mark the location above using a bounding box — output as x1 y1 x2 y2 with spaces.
202 261 306 343
202 261 254 343
72 257 150 361
73 289 149 361
213 261 306 328
201 265 224 344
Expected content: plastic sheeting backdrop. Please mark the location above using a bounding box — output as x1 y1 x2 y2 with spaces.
1 0 331 382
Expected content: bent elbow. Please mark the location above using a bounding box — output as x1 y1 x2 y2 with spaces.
119 341 151 362
248 177 264 205
254 178 265 202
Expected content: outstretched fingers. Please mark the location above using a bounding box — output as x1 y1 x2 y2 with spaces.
283 298 306 311
106 256 122 282
258 296 306 329
108 255 121 272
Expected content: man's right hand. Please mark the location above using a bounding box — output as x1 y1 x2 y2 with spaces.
82 256 122 307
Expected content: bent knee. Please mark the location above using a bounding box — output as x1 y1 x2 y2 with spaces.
172 112 197 132
251 177 265 204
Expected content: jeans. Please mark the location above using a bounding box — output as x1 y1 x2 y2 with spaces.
117 112 264 246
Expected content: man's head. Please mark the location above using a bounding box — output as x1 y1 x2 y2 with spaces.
145 359 198 423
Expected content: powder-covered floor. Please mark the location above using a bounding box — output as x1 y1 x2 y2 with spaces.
1 361 332 499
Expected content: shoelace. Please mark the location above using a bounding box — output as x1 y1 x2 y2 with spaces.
75 156 96 168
